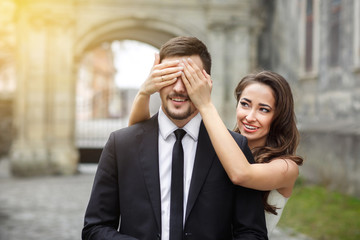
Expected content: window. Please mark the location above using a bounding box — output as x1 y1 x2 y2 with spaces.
329 0 341 67
305 0 314 72
354 0 360 70
299 0 319 77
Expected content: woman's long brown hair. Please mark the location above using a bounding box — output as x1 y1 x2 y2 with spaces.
234 70 304 215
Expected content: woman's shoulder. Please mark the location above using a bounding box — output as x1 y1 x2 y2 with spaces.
268 158 299 197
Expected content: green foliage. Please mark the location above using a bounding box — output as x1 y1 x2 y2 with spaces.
278 180 360 240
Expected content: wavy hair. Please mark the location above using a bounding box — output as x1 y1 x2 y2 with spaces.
234 70 303 214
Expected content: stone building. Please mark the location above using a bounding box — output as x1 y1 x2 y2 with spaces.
0 0 359 196
257 0 360 197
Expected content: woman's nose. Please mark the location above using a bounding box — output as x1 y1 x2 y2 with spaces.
245 111 256 122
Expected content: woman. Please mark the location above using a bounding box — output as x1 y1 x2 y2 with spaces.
128 55 303 235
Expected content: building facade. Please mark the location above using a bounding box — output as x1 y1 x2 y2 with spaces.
0 0 359 196
258 0 360 196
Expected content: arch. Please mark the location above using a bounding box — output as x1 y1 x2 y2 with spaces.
9 1 264 176
72 16 206 163
74 16 206 59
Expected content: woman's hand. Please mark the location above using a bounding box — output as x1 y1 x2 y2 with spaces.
181 58 213 112
139 53 183 96
128 53 183 126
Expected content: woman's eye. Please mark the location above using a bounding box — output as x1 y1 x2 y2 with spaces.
240 101 249 107
260 108 270 113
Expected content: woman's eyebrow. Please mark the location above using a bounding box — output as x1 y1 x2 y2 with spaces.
241 97 273 109
259 103 273 109
240 97 251 102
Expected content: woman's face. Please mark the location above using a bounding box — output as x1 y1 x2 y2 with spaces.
236 82 276 149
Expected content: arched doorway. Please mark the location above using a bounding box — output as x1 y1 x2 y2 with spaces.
10 1 262 176
72 19 189 164
75 39 160 163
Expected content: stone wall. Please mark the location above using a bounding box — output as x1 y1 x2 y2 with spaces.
0 98 12 158
258 0 360 197
298 130 360 197
8 0 264 176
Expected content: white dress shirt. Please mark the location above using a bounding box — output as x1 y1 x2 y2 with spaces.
158 108 201 240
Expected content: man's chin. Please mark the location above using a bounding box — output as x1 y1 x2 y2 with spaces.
164 107 194 121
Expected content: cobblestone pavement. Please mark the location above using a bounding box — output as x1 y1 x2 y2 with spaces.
0 159 312 240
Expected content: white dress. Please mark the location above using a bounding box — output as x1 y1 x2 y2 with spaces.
265 190 289 236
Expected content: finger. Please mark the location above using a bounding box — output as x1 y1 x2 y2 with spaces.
181 71 192 91
185 58 204 79
202 70 213 92
202 70 212 84
153 61 181 79
182 59 199 86
159 70 182 82
157 59 180 70
154 53 160 66
161 66 184 76
181 61 194 86
158 77 178 89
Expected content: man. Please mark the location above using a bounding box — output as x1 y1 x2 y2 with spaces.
82 36 268 240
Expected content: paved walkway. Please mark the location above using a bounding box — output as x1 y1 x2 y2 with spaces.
0 159 312 240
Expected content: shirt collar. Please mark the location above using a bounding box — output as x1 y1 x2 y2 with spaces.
158 107 201 141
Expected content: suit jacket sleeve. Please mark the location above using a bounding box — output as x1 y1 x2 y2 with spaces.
230 133 268 240
82 132 138 240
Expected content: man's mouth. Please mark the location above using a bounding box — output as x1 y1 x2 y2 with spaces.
171 98 187 102
169 94 189 103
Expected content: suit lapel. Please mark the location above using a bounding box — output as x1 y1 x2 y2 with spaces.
138 114 161 231
185 122 216 222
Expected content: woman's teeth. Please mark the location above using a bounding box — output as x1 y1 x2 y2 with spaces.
244 124 257 130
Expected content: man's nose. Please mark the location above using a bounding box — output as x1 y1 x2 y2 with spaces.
172 77 186 93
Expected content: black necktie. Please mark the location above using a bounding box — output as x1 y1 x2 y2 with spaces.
170 129 186 240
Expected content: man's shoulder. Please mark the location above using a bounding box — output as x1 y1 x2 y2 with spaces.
227 130 254 163
112 114 158 138
228 130 246 142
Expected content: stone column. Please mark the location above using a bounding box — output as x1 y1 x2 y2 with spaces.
10 2 78 176
207 23 228 124
207 15 263 128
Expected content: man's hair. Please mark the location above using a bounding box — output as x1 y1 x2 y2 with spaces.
159 36 212 74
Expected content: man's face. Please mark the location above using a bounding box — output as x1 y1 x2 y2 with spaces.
159 55 204 127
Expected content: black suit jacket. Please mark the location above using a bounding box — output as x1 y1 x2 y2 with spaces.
82 114 268 240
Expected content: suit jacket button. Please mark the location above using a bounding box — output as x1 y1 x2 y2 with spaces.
184 232 192 238
157 233 161 240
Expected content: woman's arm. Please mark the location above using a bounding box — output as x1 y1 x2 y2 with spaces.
181 58 298 193
128 53 183 125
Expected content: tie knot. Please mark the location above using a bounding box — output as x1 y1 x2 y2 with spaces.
174 129 186 141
